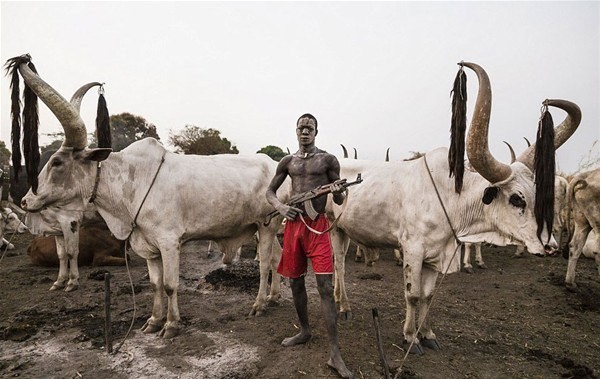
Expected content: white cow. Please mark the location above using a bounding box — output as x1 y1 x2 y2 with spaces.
327 62 580 354
22 81 112 292
564 167 600 289
1 206 28 249
26 203 106 291
10 55 288 339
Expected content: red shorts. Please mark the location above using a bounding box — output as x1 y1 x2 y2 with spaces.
277 214 334 278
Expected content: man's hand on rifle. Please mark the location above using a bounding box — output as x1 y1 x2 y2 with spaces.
277 204 303 221
330 182 345 195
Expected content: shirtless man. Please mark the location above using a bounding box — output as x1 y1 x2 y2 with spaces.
266 113 353 379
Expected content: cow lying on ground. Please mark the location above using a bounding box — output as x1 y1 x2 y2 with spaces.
28 224 127 267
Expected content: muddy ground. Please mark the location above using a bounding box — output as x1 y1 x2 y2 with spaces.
0 232 599 379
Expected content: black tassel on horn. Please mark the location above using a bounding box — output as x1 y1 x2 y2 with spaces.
8 62 22 181
448 66 467 193
4 55 34 182
22 62 40 193
96 85 112 148
533 105 555 244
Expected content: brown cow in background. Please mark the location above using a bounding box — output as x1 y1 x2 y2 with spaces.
28 224 127 267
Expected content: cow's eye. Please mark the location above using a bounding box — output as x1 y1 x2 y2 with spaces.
509 194 526 209
51 159 62 167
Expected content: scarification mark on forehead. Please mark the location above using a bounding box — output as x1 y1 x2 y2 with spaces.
297 117 316 128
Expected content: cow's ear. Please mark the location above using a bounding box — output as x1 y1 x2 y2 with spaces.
81 148 112 162
482 186 500 205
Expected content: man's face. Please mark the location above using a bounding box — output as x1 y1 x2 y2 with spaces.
296 118 317 146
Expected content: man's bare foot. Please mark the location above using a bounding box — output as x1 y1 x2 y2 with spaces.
327 357 354 378
281 332 312 347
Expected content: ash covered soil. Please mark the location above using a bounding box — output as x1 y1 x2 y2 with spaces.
1 233 599 379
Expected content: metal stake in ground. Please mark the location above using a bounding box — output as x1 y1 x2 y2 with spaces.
372 308 391 379
104 272 113 354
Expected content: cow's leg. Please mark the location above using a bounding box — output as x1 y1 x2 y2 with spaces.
565 225 591 289
267 236 282 306
402 252 424 355
160 247 181 338
1 237 15 250
64 227 80 292
417 266 440 350
50 236 69 291
474 243 487 269
462 243 474 273
394 248 403 266
354 245 364 263
364 247 380 267
141 257 166 334
250 226 280 316
514 244 525 257
330 227 352 320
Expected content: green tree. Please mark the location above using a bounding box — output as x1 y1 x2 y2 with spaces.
257 145 287 161
110 113 160 152
169 125 238 155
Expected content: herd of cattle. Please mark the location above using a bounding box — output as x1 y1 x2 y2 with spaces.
1 55 599 354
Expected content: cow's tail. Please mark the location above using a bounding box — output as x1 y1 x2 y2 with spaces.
534 103 556 245
448 64 467 194
4 54 40 193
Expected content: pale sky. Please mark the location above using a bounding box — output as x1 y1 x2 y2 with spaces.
1 1 599 174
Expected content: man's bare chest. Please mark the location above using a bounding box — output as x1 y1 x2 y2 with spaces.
288 155 329 178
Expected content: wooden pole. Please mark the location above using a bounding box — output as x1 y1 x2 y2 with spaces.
372 308 390 379
104 272 113 354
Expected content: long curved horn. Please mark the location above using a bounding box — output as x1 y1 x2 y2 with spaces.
503 141 516 163
70 82 102 113
517 99 582 169
385 147 390 162
523 137 531 147
463 62 512 183
17 60 88 149
353 148 357 159
340 144 348 158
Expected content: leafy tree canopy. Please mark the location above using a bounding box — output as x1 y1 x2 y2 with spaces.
257 145 287 161
169 125 238 155
110 113 160 152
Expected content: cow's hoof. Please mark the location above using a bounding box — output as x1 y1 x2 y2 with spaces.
402 340 425 355
49 283 65 291
565 282 578 293
65 283 79 292
249 306 265 317
141 320 162 334
421 337 441 350
266 297 280 307
477 263 488 270
338 311 353 321
160 326 180 339
462 267 474 274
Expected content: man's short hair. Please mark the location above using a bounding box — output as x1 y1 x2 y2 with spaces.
297 113 318 129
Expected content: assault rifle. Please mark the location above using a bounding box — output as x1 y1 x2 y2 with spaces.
264 173 363 226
